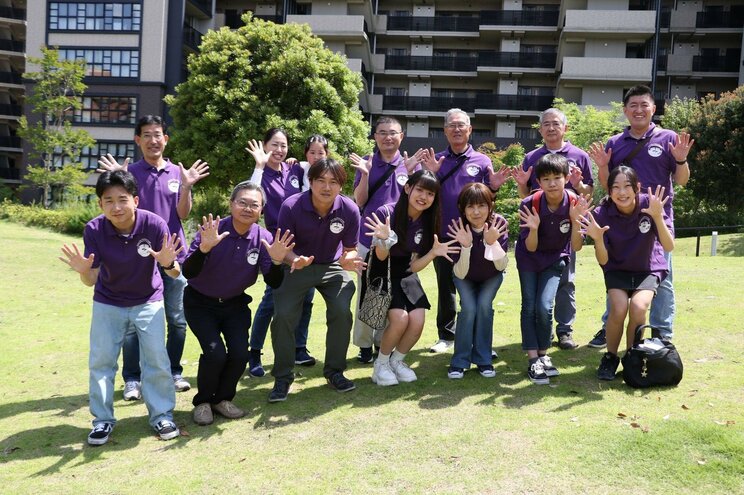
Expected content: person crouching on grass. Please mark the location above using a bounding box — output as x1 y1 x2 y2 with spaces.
182 181 295 425
58 170 182 446
515 154 589 385
577 166 674 380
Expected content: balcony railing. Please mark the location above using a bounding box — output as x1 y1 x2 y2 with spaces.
0 6 26 20
0 39 25 53
0 136 22 148
0 104 22 116
383 95 476 112
386 15 479 32
656 54 668 71
696 11 744 29
0 71 23 84
254 14 282 23
480 9 559 26
475 94 554 111
385 55 478 72
692 55 740 72
183 25 204 50
659 9 671 28
187 0 212 17
478 52 556 69
0 167 20 180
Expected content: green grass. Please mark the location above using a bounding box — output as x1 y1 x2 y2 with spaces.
0 221 742 494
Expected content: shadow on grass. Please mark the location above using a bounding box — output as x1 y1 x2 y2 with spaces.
718 233 744 257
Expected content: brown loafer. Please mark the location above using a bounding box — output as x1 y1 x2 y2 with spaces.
193 403 213 425
212 400 245 419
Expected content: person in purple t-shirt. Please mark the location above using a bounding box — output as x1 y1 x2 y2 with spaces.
349 116 425 364
421 108 511 354
447 183 509 379
364 170 459 386
515 155 589 385
514 108 594 351
182 181 294 425
97 115 210 399
267 158 364 402
587 85 693 346
59 171 182 446
245 129 319 376
577 166 675 381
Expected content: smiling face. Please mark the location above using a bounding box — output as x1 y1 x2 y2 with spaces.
310 170 342 212
134 124 169 166
538 112 567 149
99 185 139 233
230 188 263 232
305 141 327 166
405 182 436 218
609 173 638 213
623 94 656 134
264 132 289 168
374 122 404 157
464 202 490 230
443 112 472 152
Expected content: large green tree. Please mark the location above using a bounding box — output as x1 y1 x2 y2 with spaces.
165 14 372 190
18 47 95 207
551 98 624 151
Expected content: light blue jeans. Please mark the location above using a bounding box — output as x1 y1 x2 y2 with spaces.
452 273 505 369
90 300 175 429
518 259 566 351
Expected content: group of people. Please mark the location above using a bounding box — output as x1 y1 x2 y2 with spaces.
59 85 694 446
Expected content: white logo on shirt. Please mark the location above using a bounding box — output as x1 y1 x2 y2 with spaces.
167 179 180 193
330 218 345 234
567 159 577 168
136 238 153 257
647 144 663 158
290 176 300 189
559 219 571 234
246 249 259 265
396 174 408 186
414 229 423 245
639 217 652 234
466 165 479 177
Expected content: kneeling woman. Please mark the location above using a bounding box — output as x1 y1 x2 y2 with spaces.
365 170 458 386
182 181 294 425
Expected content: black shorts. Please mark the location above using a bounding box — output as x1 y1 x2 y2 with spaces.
604 271 660 297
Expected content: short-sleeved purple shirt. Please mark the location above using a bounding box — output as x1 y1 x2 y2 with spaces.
522 142 594 194
434 145 493 234
354 151 418 218
185 217 274 300
260 162 305 231
592 193 670 279
84 209 167 307
359 203 395 250
605 123 678 220
362 203 427 256
128 159 187 262
451 214 509 283
277 191 360 264
515 191 574 272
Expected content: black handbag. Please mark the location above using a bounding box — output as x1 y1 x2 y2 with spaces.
358 253 391 331
621 325 683 388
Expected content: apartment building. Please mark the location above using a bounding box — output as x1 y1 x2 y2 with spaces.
0 0 25 188
13 0 744 195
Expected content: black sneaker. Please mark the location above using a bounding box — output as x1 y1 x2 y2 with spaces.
248 348 265 377
326 372 356 393
491 348 499 360
528 360 549 385
295 347 316 366
557 332 579 350
588 328 607 348
597 352 620 380
357 347 374 364
540 355 560 377
268 380 292 403
87 422 113 446
155 420 180 441
477 365 496 378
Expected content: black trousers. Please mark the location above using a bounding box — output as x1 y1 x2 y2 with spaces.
183 286 251 407
433 256 457 340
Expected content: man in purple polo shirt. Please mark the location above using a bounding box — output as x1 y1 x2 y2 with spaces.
514 108 594 350
98 115 209 399
267 158 363 402
588 85 694 345
421 108 510 353
349 116 424 364
59 170 181 445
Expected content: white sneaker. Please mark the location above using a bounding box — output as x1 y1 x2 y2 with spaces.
173 375 191 392
390 359 417 383
123 381 141 401
429 339 454 353
540 355 560 377
372 360 399 386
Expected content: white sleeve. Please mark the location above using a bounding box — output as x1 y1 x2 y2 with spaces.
453 245 471 279
300 161 311 191
484 241 508 272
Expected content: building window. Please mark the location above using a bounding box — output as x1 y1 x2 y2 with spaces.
49 2 142 31
516 127 540 140
56 141 136 170
67 96 138 124
59 48 139 78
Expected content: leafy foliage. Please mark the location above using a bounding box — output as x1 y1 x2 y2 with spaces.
551 98 624 151
0 199 99 234
478 142 525 240
660 96 698 133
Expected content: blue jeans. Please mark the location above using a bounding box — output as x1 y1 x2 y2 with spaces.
599 251 675 339
519 259 565 351
249 284 314 350
452 273 504 369
89 301 175 429
554 251 576 335
122 270 187 381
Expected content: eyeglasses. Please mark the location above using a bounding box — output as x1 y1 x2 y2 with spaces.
445 123 469 130
233 200 261 211
375 131 402 138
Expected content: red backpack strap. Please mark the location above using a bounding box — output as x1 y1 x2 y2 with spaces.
566 189 578 206
531 190 543 213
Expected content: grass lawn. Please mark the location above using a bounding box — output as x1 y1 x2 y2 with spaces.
0 220 742 494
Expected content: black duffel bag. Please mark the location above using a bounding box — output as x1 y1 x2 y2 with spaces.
621 325 683 388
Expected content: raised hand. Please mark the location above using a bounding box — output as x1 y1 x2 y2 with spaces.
290 255 314 273
349 153 372 176
568 164 583 188
179 159 209 188
669 131 694 162
588 142 611 169
518 205 540 231
96 153 129 173
403 148 427 173
511 166 532 188
59 243 95 274
262 228 295 264
484 216 508 246
198 214 229 253
421 147 445 173
149 233 183 268
364 212 391 240
339 252 366 274
641 185 668 219
576 211 609 241
431 234 460 262
447 218 473 248
488 166 511 190
285 157 298 165
569 193 593 221
246 139 270 169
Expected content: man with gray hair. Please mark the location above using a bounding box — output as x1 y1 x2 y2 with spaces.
513 107 594 349
422 108 510 352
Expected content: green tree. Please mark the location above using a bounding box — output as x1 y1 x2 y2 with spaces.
660 96 699 133
165 13 372 190
550 98 624 151
478 142 525 239
18 47 95 207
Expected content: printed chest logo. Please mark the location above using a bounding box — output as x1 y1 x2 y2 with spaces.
466 165 479 177
396 174 408 186
567 159 577 168
167 179 180 193
329 218 345 234
246 248 260 265
647 144 663 158
136 239 153 257
289 176 300 189
638 217 652 234
559 219 571 234
414 229 423 245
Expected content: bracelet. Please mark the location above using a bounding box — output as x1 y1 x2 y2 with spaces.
675 159 688 165
161 261 176 270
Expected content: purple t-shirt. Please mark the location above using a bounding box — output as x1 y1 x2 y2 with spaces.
277 191 360 264
522 142 594 193
360 203 395 250
434 145 493 234
185 218 274 299
354 151 418 218
592 193 671 279
363 203 427 256
451 214 509 283
605 123 678 221
84 209 167 307
128 159 187 263
515 191 574 272
260 162 305 231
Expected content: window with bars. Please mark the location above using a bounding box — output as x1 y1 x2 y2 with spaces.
56 141 136 170
59 48 140 78
68 95 137 124
49 2 142 31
